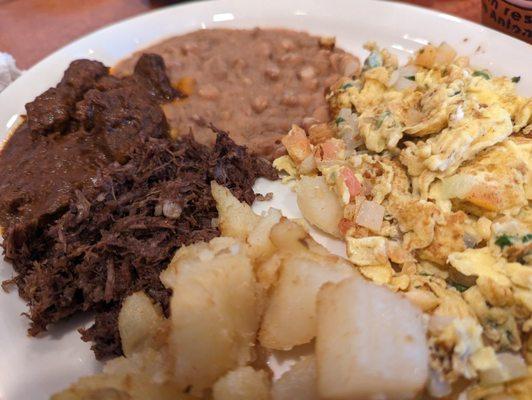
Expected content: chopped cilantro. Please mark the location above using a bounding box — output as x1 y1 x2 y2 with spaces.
495 234 514 248
335 116 345 125
523 233 532 243
472 70 491 79
341 82 354 90
511 76 521 83
363 51 383 70
375 111 391 129
405 75 416 81
449 282 468 292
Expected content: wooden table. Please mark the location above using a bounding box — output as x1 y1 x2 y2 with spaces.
0 0 481 69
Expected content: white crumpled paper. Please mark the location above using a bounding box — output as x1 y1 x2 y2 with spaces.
0 52 22 92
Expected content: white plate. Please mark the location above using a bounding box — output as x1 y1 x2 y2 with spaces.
0 0 530 398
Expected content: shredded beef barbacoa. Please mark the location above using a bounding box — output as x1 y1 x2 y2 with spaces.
1 54 276 359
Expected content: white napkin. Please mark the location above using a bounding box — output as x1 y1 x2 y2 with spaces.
0 52 22 92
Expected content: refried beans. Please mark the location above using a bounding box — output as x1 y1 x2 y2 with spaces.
114 28 360 159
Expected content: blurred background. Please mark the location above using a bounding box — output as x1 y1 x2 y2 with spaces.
0 0 481 69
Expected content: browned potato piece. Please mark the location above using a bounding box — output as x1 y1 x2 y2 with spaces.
259 218 358 350
211 181 261 240
246 208 282 261
212 366 271 400
212 181 281 261
269 218 331 257
119 291 165 357
160 237 260 395
256 253 283 292
316 276 429 400
259 242 357 350
103 347 173 385
295 176 343 238
51 373 197 400
269 218 309 253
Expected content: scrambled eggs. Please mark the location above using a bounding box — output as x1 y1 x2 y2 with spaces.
276 42 532 399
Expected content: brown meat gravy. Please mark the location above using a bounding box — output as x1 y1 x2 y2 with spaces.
0 55 178 228
0 123 109 227
114 28 359 159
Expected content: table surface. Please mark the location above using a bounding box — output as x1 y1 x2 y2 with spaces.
0 0 481 69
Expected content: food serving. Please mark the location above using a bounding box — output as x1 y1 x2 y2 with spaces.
275 42 532 398
0 22 530 400
0 48 277 359
114 28 357 159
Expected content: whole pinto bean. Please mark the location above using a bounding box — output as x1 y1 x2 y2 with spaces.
252 96 269 114
281 92 299 107
198 84 220 100
298 66 316 80
264 62 281 81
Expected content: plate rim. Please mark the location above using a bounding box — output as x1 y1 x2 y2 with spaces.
23 0 532 68
1 0 530 108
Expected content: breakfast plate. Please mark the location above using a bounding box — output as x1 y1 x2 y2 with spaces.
0 0 530 398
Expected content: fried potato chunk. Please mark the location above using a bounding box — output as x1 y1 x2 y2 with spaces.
212 366 271 400
119 291 166 357
259 251 356 350
316 276 429 400
295 176 344 238
160 237 260 394
51 373 195 400
211 181 261 240
212 181 281 261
